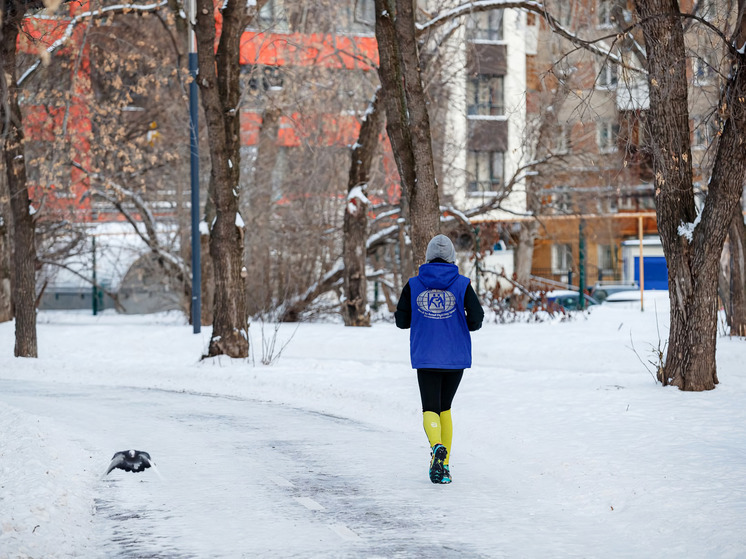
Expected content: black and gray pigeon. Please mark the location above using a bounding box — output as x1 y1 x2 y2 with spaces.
105 450 154 475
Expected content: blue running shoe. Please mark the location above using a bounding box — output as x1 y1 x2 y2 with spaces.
441 464 452 484
429 444 447 484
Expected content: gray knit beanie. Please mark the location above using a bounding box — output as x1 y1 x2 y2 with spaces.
425 234 456 263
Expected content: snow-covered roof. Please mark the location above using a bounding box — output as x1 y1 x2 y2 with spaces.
41 222 178 291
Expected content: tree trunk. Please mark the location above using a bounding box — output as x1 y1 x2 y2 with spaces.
718 236 732 328
343 89 384 326
727 203 746 336
374 0 440 271
2 15 38 357
194 0 262 358
246 106 280 317
635 0 746 389
0 219 10 323
200 228 214 326
513 220 539 302
515 84 569 303
0 158 11 323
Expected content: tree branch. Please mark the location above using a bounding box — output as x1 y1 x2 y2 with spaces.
37 258 126 312
18 1 169 87
71 162 190 286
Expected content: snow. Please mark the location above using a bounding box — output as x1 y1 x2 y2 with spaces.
347 186 370 215
677 208 703 243
41 222 177 291
2 295 746 557
347 186 369 205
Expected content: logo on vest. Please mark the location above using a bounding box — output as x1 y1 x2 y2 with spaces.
416 289 456 319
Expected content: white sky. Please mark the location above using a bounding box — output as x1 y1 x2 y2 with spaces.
2 294 746 557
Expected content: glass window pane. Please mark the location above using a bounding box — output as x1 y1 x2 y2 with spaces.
467 76 504 116
472 10 503 41
467 150 504 193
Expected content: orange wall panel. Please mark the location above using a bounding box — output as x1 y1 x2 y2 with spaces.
240 32 378 70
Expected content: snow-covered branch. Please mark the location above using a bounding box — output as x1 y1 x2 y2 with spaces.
72 162 189 284
38 258 126 311
417 1 632 69
19 1 169 86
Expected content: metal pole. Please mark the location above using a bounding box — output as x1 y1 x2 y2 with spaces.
578 218 585 310
92 235 98 316
189 0 201 333
638 216 644 312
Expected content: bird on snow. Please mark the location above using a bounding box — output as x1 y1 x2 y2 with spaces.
105 450 155 476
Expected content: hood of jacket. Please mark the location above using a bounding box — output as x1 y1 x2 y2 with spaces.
416 262 460 290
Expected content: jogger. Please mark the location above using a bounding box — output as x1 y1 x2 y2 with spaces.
395 234 484 484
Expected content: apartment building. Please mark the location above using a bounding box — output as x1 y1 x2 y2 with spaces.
18 0 731 301
442 0 724 290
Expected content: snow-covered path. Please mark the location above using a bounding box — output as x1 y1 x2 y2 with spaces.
2 303 746 558
0 378 499 558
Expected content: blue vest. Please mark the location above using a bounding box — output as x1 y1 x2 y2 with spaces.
408 262 472 369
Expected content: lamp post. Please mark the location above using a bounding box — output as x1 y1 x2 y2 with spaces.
578 218 586 310
638 215 645 312
189 0 201 333
92 234 98 316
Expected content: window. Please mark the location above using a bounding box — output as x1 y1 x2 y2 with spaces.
597 244 614 273
692 117 719 149
557 2 573 26
693 52 718 84
24 140 54 187
466 150 504 194
552 187 572 214
241 65 284 106
469 9 503 41
597 121 620 153
256 0 289 31
338 0 375 33
617 195 635 211
597 0 613 27
353 0 375 31
554 123 572 154
597 61 618 89
699 0 716 20
639 195 656 210
467 75 504 116
271 147 289 201
552 243 573 273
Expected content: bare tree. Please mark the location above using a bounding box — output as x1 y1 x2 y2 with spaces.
634 0 746 389
374 0 441 270
0 159 11 322
15 1 196 322
244 106 280 317
343 88 384 326
194 0 270 357
1 0 38 356
720 199 746 336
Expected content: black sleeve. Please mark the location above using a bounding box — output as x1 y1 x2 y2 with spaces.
394 282 412 329
464 283 484 331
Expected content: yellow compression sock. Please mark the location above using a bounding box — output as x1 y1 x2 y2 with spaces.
440 409 453 465
423 411 442 448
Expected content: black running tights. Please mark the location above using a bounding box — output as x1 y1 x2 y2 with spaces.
417 369 464 414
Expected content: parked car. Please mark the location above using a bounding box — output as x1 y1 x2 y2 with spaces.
589 282 639 303
544 290 599 311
